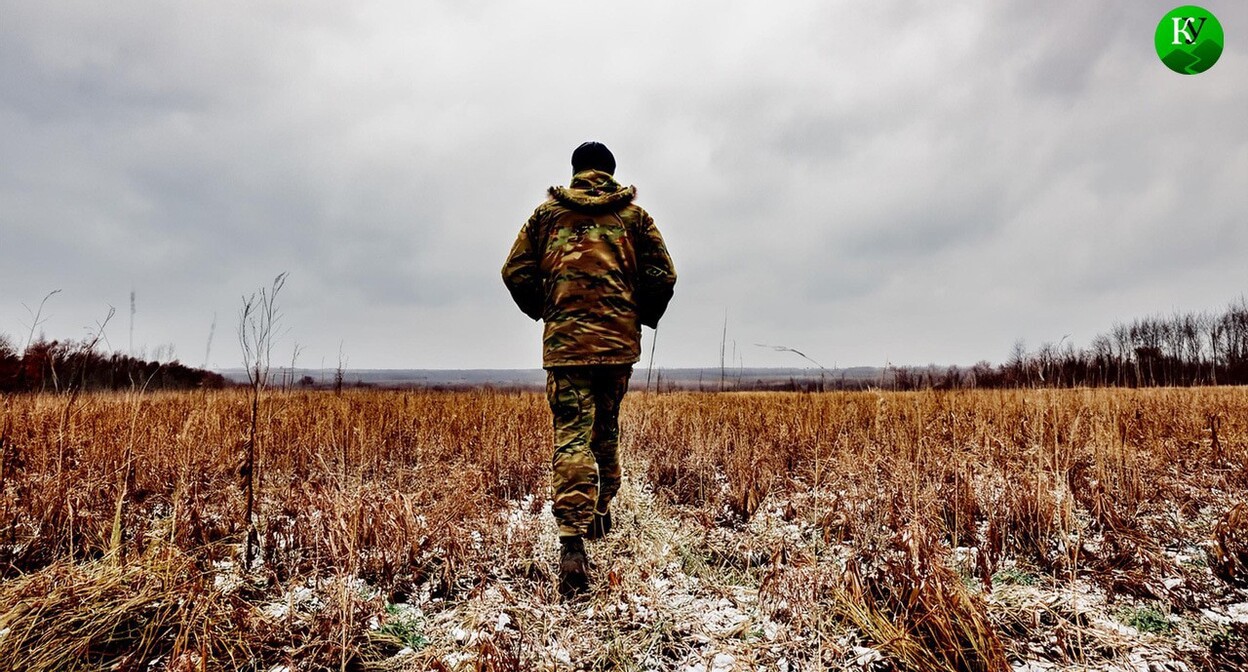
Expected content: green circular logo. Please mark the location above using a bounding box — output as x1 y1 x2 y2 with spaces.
1156 5 1224 74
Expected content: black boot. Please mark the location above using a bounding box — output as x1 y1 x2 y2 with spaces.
558 535 590 597
585 508 613 540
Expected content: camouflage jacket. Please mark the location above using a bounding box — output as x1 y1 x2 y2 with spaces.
502 170 676 368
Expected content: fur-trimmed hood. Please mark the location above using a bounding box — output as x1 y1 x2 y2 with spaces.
548 170 637 214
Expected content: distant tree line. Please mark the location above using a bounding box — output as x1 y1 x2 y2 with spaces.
0 336 226 393
887 297 1248 391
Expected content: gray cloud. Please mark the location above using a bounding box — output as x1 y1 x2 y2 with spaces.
2 1 1245 370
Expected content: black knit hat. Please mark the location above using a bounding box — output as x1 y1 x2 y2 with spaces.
571 141 616 175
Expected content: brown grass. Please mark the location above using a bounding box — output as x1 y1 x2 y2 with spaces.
0 386 1245 669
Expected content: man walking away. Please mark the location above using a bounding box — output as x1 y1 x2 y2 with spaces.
502 141 676 597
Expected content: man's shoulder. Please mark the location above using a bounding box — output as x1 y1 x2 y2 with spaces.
624 201 649 217
532 196 565 216
620 201 652 228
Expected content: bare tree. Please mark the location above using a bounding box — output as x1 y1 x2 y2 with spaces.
22 289 62 355
755 343 833 391
335 341 347 395
203 312 217 371
237 272 288 569
285 342 304 391
58 306 115 476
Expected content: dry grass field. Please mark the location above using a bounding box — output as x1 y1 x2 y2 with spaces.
0 386 1246 671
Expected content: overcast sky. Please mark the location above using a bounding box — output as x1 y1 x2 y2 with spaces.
2 1 1245 371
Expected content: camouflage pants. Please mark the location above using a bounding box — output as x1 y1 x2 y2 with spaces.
546 365 631 537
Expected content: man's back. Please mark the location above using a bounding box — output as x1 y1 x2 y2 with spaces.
503 168 675 367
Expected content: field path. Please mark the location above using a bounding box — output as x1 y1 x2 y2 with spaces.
402 462 826 671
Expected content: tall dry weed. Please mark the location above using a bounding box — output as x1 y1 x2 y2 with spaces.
0 386 1245 668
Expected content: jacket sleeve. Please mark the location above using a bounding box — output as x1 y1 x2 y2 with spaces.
635 211 676 328
501 209 545 321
